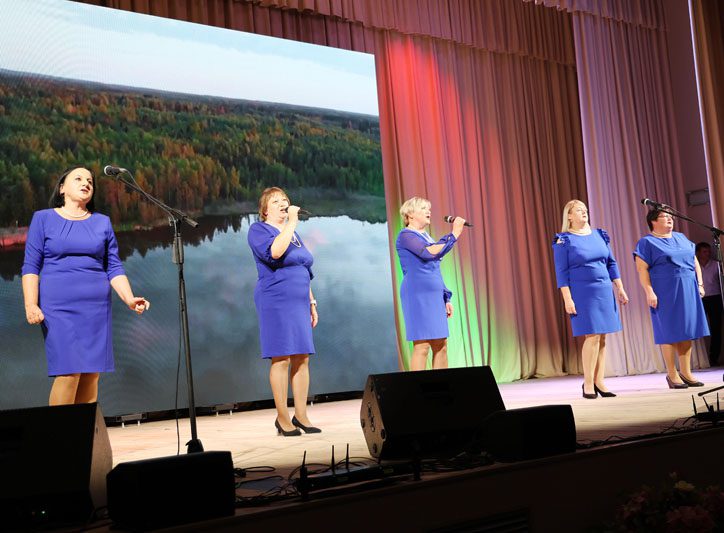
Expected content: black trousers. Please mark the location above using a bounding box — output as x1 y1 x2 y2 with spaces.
702 295 723 366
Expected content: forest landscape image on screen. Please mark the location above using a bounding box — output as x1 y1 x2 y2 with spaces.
0 0 398 415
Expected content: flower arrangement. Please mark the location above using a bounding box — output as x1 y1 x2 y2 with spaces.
604 473 724 532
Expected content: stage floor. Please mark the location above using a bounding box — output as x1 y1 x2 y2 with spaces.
108 368 724 476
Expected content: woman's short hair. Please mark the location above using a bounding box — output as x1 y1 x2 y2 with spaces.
560 199 586 233
400 197 431 226
646 208 671 230
49 166 96 211
258 187 288 221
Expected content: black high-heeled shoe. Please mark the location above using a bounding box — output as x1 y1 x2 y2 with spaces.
594 384 617 398
582 384 597 399
678 373 704 387
292 416 322 434
275 419 301 437
665 375 688 389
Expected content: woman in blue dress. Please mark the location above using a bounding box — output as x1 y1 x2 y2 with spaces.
21 166 150 406
396 197 466 371
248 187 319 436
553 200 629 399
634 207 708 389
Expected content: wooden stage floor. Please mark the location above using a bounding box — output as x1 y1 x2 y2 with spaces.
108 368 724 476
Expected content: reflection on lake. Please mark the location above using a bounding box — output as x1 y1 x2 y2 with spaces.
0 215 399 416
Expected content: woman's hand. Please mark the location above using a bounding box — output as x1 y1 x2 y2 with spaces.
646 289 658 309
286 205 300 224
617 287 630 305
564 298 577 315
451 217 466 239
310 303 318 328
127 296 150 314
699 284 706 298
25 304 44 324
446 302 453 318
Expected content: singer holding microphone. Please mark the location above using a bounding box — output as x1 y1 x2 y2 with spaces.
21 166 150 406
247 187 320 436
396 197 466 370
634 205 708 388
552 200 629 399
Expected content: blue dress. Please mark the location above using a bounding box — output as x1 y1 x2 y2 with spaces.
396 229 456 341
552 229 622 336
633 232 709 344
247 221 315 358
21 209 125 376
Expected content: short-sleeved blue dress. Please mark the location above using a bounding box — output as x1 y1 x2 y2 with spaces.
21 209 126 376
633 232 709 344
552 229 622 336
247 221 315 358
396 229 456 341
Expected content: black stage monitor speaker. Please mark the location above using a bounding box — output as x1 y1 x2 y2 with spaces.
360 367 506 460
0 402 112 528
480 405 577 462
107 451 236 530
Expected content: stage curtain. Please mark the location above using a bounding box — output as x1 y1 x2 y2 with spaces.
76 0 589 381
691 0 724 230
526 1 709 373
524 0 663 28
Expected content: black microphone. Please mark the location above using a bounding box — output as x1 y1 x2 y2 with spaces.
103 165 127 177
641 198 671 210
282 206 312 216
443 215 472 227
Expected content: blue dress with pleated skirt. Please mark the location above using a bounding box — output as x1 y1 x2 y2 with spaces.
552 229 622 336
396 229 456 342
21 209 126 376
247 221 315 358
633 232 709 344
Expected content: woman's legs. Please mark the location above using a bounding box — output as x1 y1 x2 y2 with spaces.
593 335 610 392
49 374 80 405
675 340 695 381
581 334 601 395
410 341 431 371
430 339 448 369
290 354 314 426
75 373 100 403
269 356 294 430
661 343 685 384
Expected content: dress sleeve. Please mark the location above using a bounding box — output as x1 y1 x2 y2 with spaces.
552 233 570 288
633 237 651 265
105 217 126 281
397 230 457 261
248 222 283 266
21 211 45 276
443 284 453 303
598 229 621 280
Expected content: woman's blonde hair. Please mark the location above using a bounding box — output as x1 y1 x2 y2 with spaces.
258 187 289 221
561 199 587 232
400 196 431 226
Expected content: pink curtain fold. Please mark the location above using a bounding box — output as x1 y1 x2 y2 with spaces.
690 0 724 230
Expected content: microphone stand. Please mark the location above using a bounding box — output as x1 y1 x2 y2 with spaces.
111 170 204 453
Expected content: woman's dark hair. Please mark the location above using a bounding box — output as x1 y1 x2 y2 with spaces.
646 208 670 230
48 166 96 211
695 242 711 253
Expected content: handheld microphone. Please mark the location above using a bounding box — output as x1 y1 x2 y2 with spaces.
641 198 671 210
282 206 312 216
103 165 126 177
443 215 472 227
